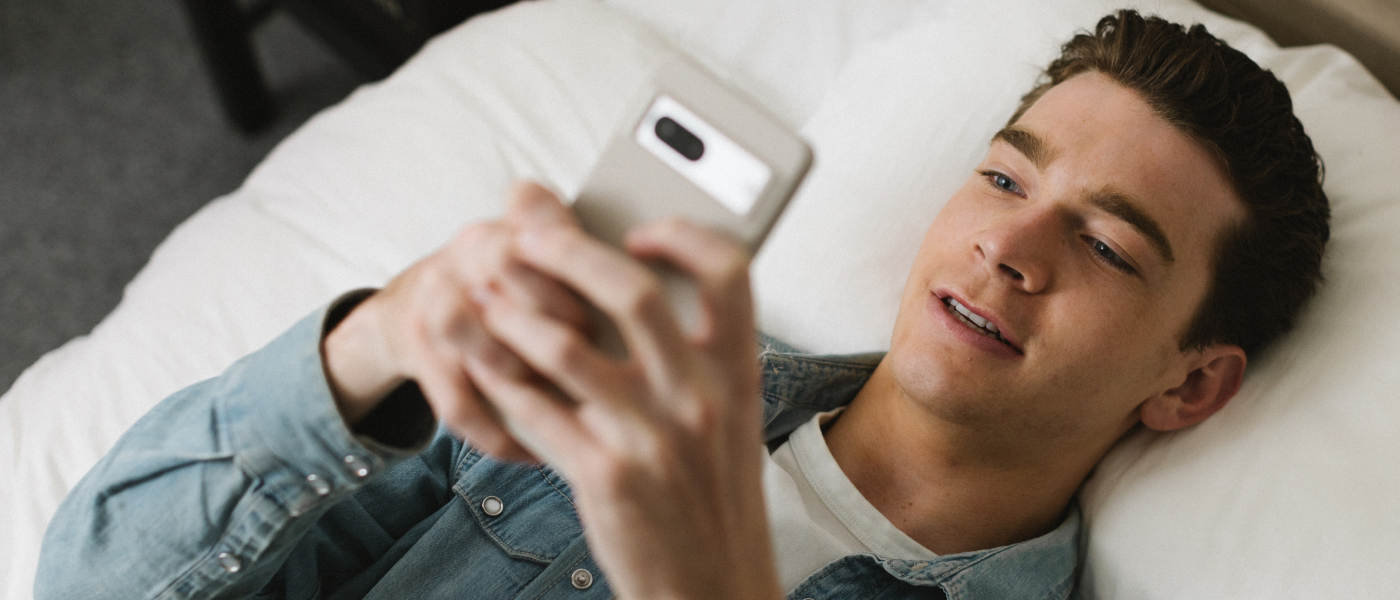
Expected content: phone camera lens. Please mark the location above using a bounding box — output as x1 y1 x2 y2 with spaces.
655 117 704 161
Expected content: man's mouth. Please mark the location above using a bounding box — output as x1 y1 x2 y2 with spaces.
941 296 1017 350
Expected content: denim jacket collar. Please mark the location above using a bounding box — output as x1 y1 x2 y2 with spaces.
754 335 1081 600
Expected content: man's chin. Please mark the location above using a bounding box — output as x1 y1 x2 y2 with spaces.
887 349 1009 423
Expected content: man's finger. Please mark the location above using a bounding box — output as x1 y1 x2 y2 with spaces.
625 219 754 350
440 217 589 332
495 263 592 333
473 284 628 409
463 349 594 471
506 181 578 231
512 225 689 388
412 353 537 462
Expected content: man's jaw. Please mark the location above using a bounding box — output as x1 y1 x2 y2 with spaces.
932 291 1024 355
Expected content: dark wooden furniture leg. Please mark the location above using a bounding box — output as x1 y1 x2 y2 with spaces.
180 0 280 133
180 0 519 133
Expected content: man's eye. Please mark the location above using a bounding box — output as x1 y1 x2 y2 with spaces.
1085 236 1136 275
979 170 1023 195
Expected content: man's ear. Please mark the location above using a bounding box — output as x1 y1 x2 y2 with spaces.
1139 344 1247 432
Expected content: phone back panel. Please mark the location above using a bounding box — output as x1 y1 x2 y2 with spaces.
574 57 812 254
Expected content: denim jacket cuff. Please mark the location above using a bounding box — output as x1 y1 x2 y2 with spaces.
321 288 438 452
220 297 424 518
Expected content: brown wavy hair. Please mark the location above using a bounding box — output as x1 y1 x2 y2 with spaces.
1010 10 1330 356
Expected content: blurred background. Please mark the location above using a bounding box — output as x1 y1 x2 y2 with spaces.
0 0 362 393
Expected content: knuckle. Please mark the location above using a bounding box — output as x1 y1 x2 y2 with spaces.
412 258 451 290
589 453 645 495
411 264 471 311
452 222 510 259
543 226 584 257
617 276 665 319
416 293 466 338
650 424 688 460
452 222 491 248
513 181 556 211
403 301 449 351
707 241 750 279
679 398 720 438
541 330 589 372
514 180 548 199
712 257 750 292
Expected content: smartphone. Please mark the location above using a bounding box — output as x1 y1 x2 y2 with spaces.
573 56 813 343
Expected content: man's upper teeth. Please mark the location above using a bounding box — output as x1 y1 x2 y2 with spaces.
948 298 999 333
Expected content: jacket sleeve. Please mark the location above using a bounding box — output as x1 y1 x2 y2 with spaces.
35 295 448 600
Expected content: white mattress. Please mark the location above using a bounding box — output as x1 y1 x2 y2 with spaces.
5 0 1400 598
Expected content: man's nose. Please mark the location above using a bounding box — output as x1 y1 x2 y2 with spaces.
975 204 1059 293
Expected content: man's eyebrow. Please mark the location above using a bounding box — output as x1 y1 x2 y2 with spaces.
1089 189 1176 264
992 126 1058 170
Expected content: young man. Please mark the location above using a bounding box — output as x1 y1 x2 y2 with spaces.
38 10 1327 600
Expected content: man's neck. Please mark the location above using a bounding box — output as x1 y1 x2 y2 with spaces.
823 360 1098 555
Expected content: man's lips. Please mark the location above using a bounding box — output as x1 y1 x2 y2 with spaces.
934 292 1023 354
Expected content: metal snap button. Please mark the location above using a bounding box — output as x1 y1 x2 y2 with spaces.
306 473 331 496
570 568 593 590
481 495 504 516
344 454 371 478
217 552 242 573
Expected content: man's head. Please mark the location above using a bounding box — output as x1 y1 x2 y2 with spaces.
881 11 1328 458
1011 10 1330 357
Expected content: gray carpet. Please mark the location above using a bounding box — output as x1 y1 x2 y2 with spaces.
0 0 362 394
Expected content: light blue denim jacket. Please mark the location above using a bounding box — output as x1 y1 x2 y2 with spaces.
37 297 1080 600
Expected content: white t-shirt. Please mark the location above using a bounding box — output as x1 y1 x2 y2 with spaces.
763 410 939 592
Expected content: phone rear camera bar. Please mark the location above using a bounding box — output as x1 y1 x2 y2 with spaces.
655 117 705 161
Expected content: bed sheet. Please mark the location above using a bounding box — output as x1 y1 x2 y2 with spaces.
5 0 1400 598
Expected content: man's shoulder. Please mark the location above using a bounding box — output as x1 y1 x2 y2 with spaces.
755 332 884 442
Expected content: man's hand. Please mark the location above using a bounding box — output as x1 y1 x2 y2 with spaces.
322 182 587 461
463 217 782 600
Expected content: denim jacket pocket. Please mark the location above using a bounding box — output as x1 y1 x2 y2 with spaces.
452 450 584 563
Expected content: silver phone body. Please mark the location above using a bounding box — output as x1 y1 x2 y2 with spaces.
574 58 813 256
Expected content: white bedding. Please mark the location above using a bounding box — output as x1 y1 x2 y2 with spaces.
4 0 1400 598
